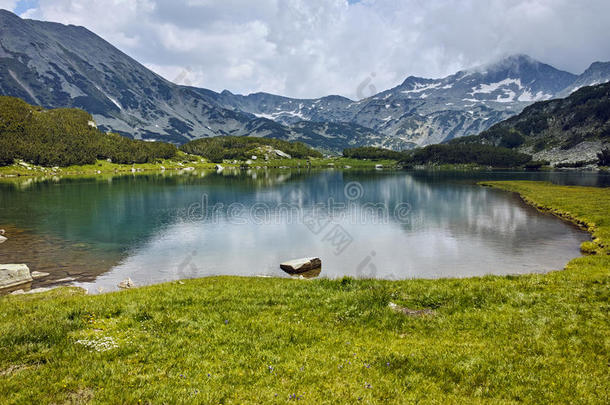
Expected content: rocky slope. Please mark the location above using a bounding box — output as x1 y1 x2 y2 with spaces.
452 82 610 165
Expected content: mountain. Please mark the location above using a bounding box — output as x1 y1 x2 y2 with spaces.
0 10 608 153
217 55 594 147
452 82 610 165
556 62 610 98
0 10 392 152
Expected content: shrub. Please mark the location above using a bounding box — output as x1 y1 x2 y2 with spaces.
598 148 610 166
180 136 322 162
342 147 406 160
401 144 532 168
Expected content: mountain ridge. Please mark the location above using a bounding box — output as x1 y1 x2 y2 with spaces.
1 9 609 152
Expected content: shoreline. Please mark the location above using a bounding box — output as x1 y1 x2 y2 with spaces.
2 158 606 180
0 157 400 179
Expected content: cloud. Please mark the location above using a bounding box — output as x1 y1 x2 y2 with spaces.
0 0 18 11
18 0 610 99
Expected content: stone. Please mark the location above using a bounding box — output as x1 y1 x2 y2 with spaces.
280 257 322 274
0 230 6 244
31 271 50 279
0 264 33 290
215 164 224 171
118 278 135 289
251 155 257 160
274 149 292 159
388 302 434 317
375 164 384 169
54 276 76 283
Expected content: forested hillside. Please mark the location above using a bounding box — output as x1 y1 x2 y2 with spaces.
0 96 177 167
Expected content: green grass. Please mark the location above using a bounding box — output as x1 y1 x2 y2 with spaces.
0 157 398 179
1 181 609 404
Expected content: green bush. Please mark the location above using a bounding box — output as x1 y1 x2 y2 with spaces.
499 131 526 148
524 160 550 170
342 147 406 160
598 148 610 166
402 144 532 167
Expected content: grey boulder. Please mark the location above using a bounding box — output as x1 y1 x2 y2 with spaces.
0 264 33 290
280 257 321 274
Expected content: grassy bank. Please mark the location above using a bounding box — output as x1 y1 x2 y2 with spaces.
1 181 609 404
0 157 399 178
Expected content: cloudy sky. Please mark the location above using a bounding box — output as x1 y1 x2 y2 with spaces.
2 0 610 99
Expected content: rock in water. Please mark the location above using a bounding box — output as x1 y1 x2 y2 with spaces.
280 258 322 274
0 229 6 244
0 264 33 290
31 271 50 279
118 278 135 289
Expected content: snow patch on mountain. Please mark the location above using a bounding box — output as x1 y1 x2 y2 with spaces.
517 90 552 102
470 78 523 95
401 82 442 94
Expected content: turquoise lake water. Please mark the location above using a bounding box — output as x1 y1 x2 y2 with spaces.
1 169 606 292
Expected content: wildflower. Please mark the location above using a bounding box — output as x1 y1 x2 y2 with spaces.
224 319 229 324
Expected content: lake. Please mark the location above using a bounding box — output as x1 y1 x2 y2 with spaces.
1 169 607 292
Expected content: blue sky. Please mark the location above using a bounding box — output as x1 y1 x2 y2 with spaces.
13 0 37 15
3 0 610 99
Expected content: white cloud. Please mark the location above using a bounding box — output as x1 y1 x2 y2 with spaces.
21 0 610 99
0 0 17 11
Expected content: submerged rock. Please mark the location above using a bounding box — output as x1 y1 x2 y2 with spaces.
118 278 135 289
280 257 322 274
31 271 50 279
0 264 33 290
